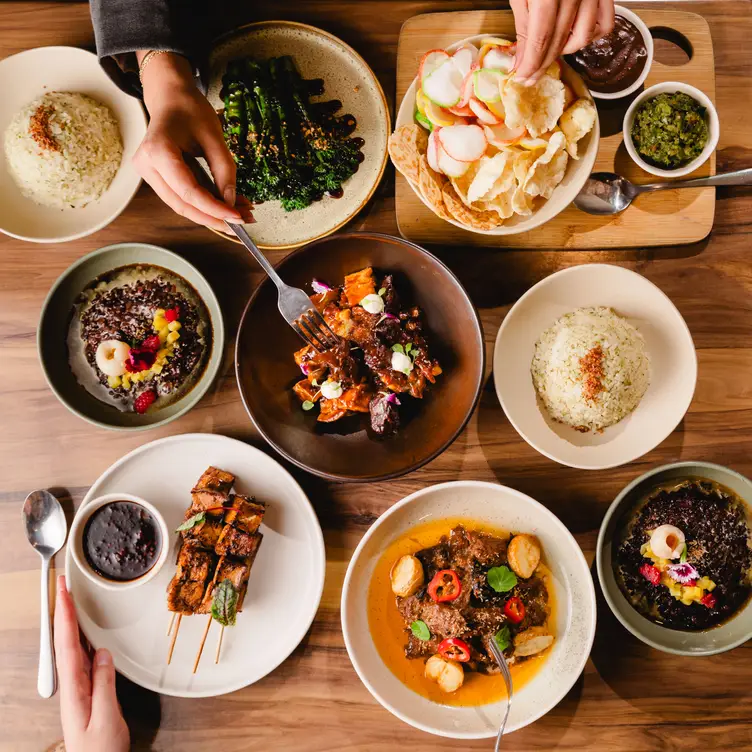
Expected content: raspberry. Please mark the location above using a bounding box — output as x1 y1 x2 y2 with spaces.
640 563 662 586
165 306 180 323
141 334 161 351
700 593 717 609
134 390 157 414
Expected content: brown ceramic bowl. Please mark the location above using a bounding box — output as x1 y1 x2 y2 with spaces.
236 233 484 482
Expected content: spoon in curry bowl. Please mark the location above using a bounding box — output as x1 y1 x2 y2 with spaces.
488 639 513 749
574 167 752 215
22 490 68 698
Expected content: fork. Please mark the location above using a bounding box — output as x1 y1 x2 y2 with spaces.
187 156 338 352
488 639 513 750
225 220 339 352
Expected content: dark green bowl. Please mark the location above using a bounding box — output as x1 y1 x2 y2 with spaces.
597 461 752 656
38 242 224 431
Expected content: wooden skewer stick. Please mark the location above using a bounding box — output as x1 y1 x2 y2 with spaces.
193 615 213 674
215 626 225 664
166 614 182 664
166 612 176 637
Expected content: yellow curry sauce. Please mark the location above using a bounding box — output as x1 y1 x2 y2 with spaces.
367 517 556 707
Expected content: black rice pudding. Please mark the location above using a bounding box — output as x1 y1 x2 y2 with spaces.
614 478 752 631
67 264 212 414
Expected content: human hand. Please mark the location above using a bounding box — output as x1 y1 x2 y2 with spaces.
510 0 615 85
54 575 130 752
134 51 254 231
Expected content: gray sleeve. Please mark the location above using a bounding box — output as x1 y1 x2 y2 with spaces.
90 0 188 59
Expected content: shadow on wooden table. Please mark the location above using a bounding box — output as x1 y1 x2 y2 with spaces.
117 673 161 751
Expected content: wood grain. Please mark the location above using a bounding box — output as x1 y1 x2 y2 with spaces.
395 8 719 249
1 2 752 751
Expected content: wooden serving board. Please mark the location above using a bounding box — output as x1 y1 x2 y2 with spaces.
395 9 716 249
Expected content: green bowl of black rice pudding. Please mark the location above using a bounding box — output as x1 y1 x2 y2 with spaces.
38 242 224 430
597 461 752 656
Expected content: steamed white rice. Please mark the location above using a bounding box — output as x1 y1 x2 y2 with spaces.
3 91 122 209
531 306 650 432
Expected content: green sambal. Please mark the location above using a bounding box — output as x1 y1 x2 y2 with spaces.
630 92 709 169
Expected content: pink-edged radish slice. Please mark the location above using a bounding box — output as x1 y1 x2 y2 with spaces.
473 69 505 103
482 47 515 72
563 83 575 109
422 59 463 108
451 45 479 77
468 96 502 126
419 49 450 84
437 142 471 177
487 98 506 120
437 124 487 162
484 123 527 148
480 37 514 48
427 129 442 173
457 67 477 108
424 99 467 127
448 104 474 118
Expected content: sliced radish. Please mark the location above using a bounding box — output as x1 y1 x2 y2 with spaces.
451 45 478 77
473 69 505 103
468 96 502 126
416 88 429 116
437 143 471 177
457 67 477 108
483 47 515 72
487 98 506 121
484 123 527 147
480 37 514 48
427 130 442 173
437 124 487 162
423 59 463 108
419 49 450 84
448 104 474 117
424 99 468 127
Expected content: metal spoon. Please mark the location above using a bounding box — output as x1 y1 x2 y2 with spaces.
488 639 513 750
22 490 67 698
574 167 752 215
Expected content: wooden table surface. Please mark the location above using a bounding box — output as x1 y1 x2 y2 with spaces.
2 1 752 750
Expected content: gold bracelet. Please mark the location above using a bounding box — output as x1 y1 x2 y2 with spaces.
138 50 172 85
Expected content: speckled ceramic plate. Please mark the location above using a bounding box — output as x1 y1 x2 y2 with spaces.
207 21 389 249
342 481 596 738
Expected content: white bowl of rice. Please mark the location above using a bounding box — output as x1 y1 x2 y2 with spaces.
493 264 697 470
0 46 146 243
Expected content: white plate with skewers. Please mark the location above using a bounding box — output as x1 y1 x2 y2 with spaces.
65 433 326 697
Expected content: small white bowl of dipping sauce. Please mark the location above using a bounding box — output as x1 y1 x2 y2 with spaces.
623 81 719 178
69 492 169 592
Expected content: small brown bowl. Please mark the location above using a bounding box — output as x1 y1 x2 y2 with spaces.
235 233 485 482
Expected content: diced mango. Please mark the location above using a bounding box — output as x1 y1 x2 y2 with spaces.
121 375 131 390
155 308 166 317
168 321 182 332
107 375 122 389
158 327 170 342
151 364 163 375
166 331 180 344
153 316 168 331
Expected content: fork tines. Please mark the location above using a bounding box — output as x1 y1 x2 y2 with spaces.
293 309 339 352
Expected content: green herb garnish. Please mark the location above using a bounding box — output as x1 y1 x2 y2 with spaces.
410 620 431 641
487 565 518 593
405 343 413 353
680 544 688 563
302 400 315 411
378 287 386 297
392 344 404 353
175 511 206 532
493 625 511 652
211 579 238 627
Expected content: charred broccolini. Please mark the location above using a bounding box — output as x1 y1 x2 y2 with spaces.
220 56 364 211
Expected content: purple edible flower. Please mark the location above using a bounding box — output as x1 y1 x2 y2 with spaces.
385 392 401 406
300 362 310 376
668 562 699 584
311 278 332 294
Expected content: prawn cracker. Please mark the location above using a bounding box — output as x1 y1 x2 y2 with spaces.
417 155 452 222
388 124 428 185
442 183 503 230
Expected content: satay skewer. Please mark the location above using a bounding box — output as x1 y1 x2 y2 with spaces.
167 612 176 637
193 615 213 673
215 626 225 664
166 614 182 664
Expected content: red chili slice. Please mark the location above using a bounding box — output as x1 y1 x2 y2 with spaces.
701 592 717 609
503 596 526 624
427 569 462 603
437 637 471 663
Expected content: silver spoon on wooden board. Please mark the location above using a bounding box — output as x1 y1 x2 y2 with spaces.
574 167 752 215
22 490 67 698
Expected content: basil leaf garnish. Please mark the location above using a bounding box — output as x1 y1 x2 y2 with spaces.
302 400 315 411
391 344 404 353
494 625 511 652
378 287 386 297
410 620 431 641
175 511 205 532
487 565 518 593
211 579 238 627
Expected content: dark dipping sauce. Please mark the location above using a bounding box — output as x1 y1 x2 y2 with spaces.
614 479 752 631
83 501 162 582
566 16 647 93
